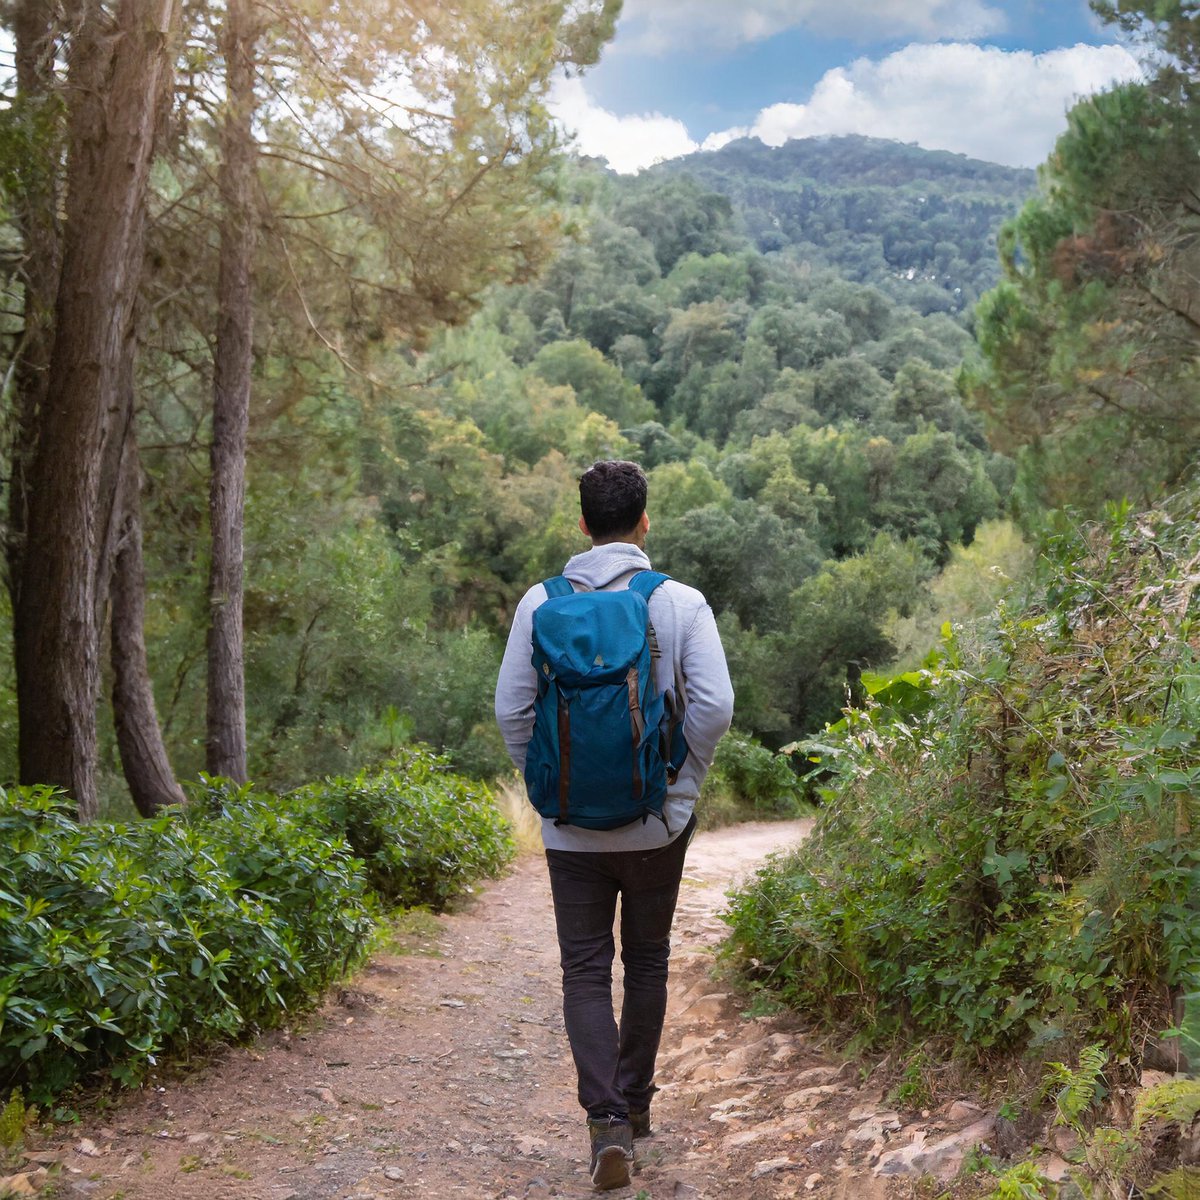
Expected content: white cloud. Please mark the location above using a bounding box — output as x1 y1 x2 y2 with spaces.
617 0 1007 54
700 127 748 153
550 42 1144 175
743 42 1144 167
548 76 699 173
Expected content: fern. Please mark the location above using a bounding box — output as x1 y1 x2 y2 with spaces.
983 1160 1059 1199
1045 1043 1108 1132
1135 1079 1200 1132
1146 1167 1200 1200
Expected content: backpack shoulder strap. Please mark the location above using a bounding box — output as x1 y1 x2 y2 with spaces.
627 570 670 601
629 571 671 665
542 576 574 599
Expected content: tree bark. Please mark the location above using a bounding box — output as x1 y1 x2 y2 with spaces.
206 0 258 782
13 0 178 818
5 0 63 608
111 423 187 816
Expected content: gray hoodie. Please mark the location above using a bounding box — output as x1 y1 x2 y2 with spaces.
494 542 734 851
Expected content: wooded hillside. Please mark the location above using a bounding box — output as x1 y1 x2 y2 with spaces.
0 104 1037 809
658 134 1035 311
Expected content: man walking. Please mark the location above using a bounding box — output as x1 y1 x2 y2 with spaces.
495 460 734 1190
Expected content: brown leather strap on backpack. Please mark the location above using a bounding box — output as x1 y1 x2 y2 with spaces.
556 698 571 825
626 667 644 800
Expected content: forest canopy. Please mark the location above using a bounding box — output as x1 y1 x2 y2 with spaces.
0 40 1039 805
5 0 1192 818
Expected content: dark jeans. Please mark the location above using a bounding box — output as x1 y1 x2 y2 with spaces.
545 815 696 1121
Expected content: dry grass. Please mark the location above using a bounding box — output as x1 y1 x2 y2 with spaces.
495 776 543 856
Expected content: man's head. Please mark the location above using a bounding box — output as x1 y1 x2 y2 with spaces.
579 460 649 545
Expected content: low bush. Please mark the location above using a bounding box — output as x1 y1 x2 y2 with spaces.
292 746 515 909
722 489 1200 1063
0 784 372 1104
701 733 810 827
0 746 514 1104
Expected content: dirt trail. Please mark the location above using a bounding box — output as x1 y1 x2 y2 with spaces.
28 820 1011 1200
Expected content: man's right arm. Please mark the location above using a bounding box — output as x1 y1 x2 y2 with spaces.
494 586 543 772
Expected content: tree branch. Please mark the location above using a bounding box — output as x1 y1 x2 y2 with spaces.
277 229 382 384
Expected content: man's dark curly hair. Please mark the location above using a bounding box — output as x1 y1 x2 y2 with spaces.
579 460 647 541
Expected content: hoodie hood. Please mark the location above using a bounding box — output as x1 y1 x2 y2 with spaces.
561 542 651 591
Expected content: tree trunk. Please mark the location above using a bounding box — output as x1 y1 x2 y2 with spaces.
111 424 187 816
5 0 63 607
13 0 178 818
206 0 258 782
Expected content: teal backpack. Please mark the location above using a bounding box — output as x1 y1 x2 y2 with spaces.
525 571 688 830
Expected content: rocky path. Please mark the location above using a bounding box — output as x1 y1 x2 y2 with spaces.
20 821 1027 1200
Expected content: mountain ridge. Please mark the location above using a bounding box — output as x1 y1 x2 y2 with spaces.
622 133 1038 310
655 133 1036 194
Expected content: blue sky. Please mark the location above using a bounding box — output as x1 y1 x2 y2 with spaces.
549 0 1143 171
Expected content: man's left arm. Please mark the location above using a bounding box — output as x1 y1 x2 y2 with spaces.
675 602 734 790
494 586 542 772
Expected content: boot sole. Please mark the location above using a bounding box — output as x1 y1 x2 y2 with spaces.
591 1145 632 1190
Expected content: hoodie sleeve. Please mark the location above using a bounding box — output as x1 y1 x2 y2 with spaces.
494 584 544 772
674 602 734 796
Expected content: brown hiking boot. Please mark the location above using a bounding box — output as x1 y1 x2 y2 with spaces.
587 1116 633 1190
629 1107 651 1139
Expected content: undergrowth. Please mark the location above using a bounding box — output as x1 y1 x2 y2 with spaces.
723 485 1200 1066
290 746 514 909
953 1068 1200 1197
0 745 513 1105
700 732 813 829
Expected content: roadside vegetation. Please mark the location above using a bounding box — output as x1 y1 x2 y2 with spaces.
0 747 512 1106
721 3 1200 1191
726 486 1200 1060
724 490 1200 1199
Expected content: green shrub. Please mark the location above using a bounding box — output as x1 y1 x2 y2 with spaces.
0 785 373 1104
293 746 514 910
722 487 1200 1061
702 733 810 821
0 745 513 1105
